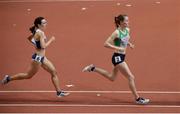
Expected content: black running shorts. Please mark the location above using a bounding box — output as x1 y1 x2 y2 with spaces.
112 53 125 66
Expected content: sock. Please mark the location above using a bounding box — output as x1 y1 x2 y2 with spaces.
91 66 95 71
7 76 11 83
57 91 62 95
136 97 141 101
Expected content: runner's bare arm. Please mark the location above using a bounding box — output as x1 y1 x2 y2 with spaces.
127 28 134 49
104 31 125 51
39 32 55 49
128 41 135 49
45 36 55 47
27 35 33 43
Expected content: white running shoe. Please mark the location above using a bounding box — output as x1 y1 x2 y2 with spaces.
1 75 10 85
57 91 70 97
136 97 150 105
82 64 95 72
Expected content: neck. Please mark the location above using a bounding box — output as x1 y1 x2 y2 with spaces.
38 28 43 32
118 26 126 31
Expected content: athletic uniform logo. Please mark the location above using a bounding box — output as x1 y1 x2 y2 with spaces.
114 28 130 48
32 54 44 63
119 29 130 47
34 55 42 62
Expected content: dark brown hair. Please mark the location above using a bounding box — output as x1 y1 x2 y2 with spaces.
29 17 45 35
114 14 127 28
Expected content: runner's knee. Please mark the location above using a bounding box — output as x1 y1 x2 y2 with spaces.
128 74 135 81
51 70 58 77
109 74 116 81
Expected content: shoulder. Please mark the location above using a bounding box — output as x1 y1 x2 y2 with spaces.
35 29 45 39
106 29 119 41
36 29 44 35
111 29 119 38
126 27 130 32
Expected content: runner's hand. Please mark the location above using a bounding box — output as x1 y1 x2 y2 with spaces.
51 36 55 41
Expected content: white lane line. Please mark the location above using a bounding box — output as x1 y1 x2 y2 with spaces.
0 91 180 94
0 0 122 3
0 113 179 114
0 104 180 108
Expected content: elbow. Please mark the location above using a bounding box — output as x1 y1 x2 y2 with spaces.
27 35 33 41
43 46 46 49
41 44 46 49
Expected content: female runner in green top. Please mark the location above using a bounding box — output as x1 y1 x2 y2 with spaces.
83 14 149 104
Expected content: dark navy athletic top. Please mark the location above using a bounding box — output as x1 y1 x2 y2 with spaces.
31 29 46 49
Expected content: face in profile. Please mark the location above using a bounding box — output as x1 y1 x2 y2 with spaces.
121 16 129 28
39 19 47 30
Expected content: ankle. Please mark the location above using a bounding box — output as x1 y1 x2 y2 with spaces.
7 76 11 82
57 91 62 95
91 66 95 71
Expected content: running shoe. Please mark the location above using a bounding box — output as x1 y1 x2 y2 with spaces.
82 64 95 72
136 97 150 105
57 91 70 97
1 75 10 85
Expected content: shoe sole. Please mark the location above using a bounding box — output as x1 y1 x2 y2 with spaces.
136 99 150 105
82 64 94 72
57 93 70 97
1 75 9 85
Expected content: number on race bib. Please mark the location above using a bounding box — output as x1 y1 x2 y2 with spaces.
115 56 121 63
